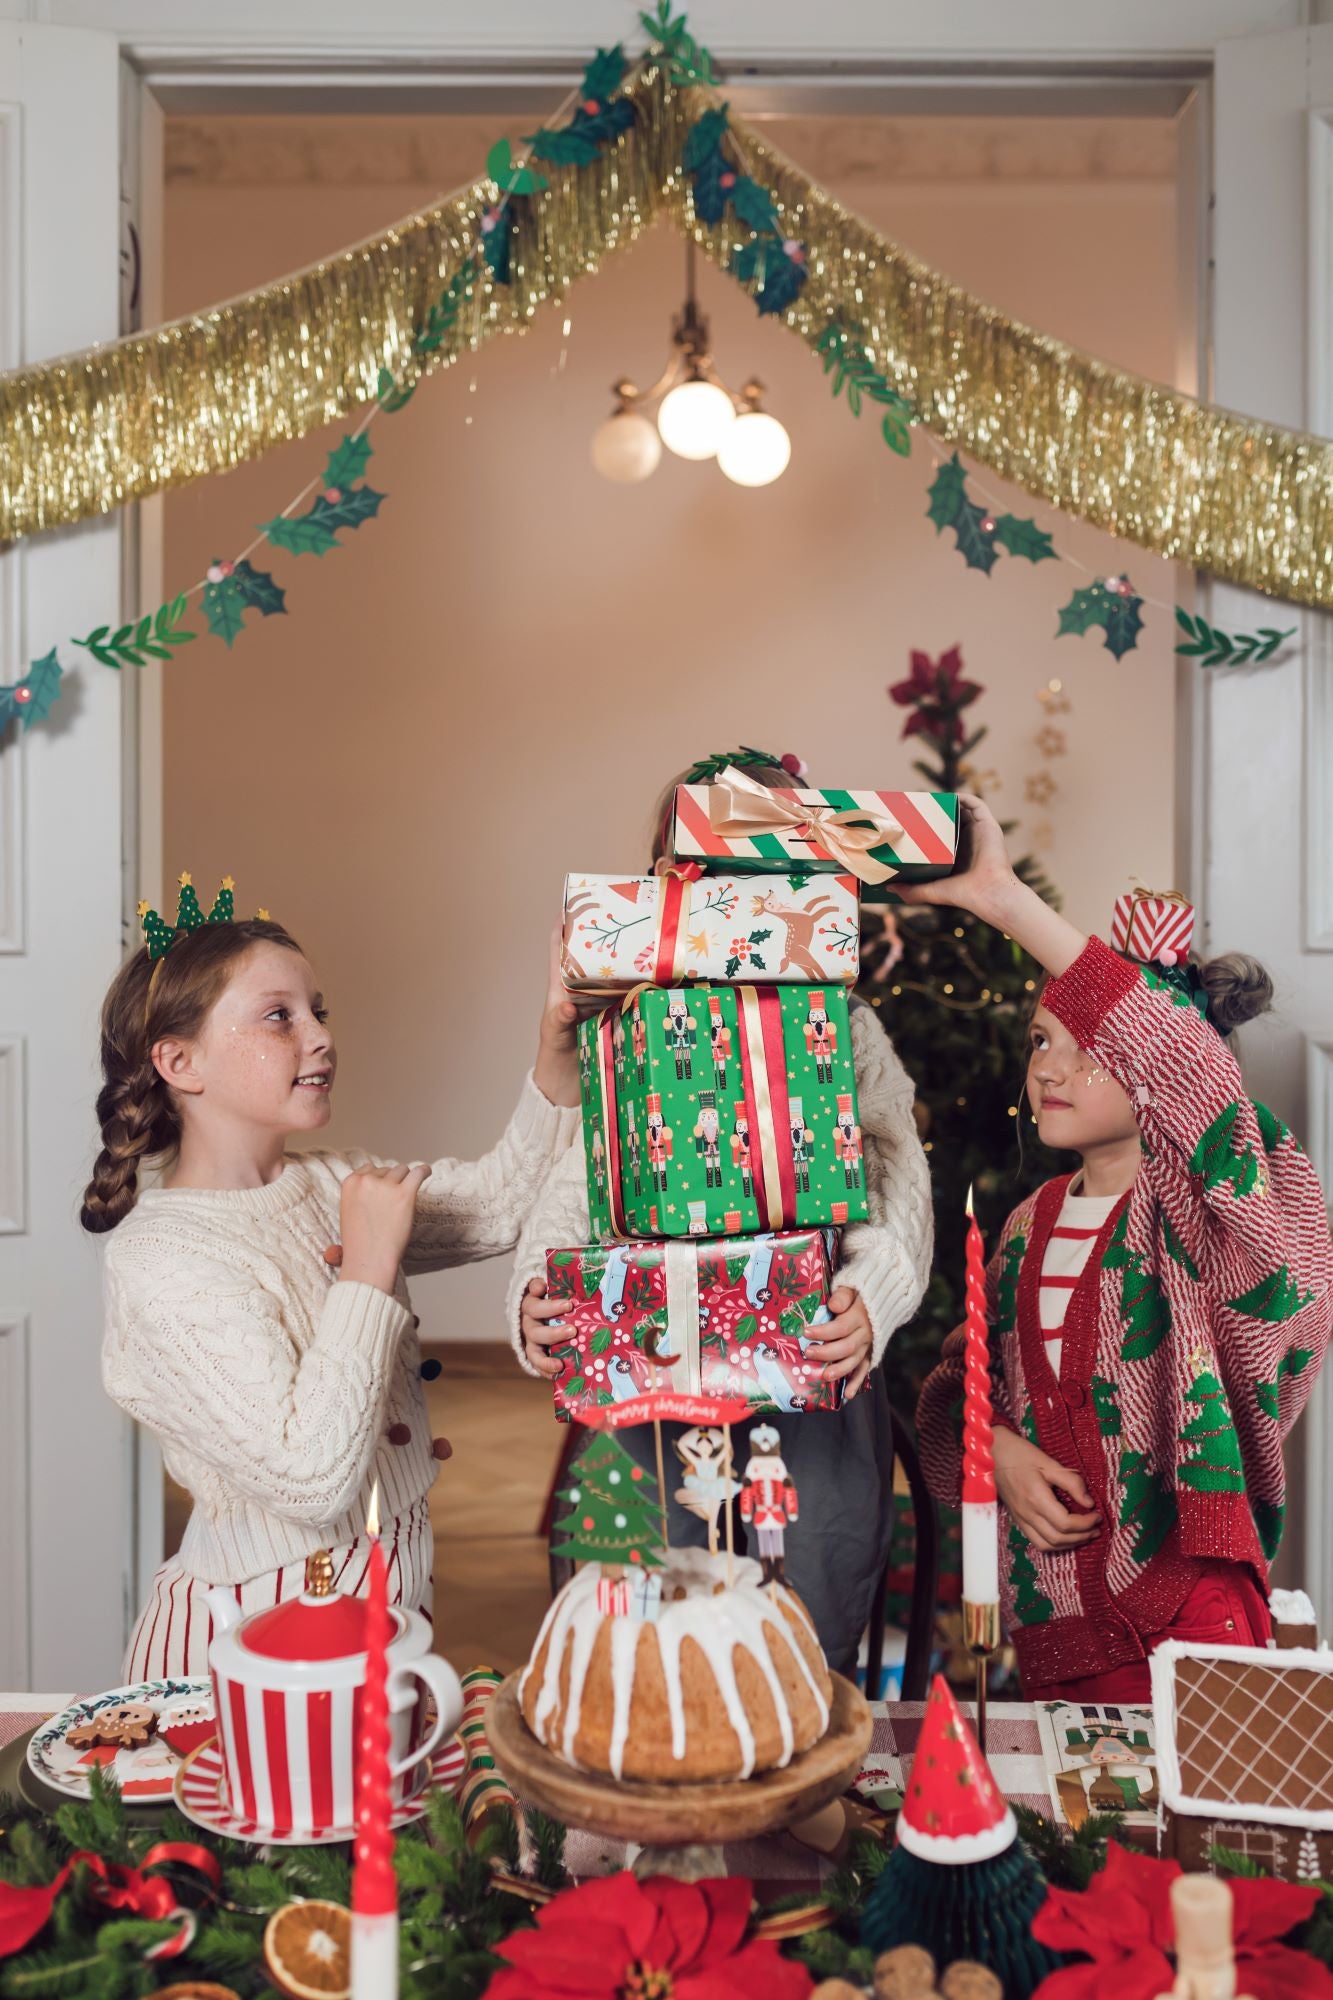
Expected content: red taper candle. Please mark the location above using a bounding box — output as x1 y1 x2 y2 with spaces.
351 1483 398 1998
961 1186 1000 1613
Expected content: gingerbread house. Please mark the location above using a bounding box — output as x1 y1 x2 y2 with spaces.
1151 1604 1333 1881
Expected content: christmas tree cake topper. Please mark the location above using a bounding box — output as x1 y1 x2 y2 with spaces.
137 872 268 961
550 1430 666 1573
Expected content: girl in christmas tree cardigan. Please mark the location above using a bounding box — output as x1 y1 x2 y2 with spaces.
510 751 935 1676
913 797 1333 1701
85 894 582 1677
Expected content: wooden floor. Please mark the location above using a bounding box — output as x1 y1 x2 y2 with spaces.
164 1343 566 1674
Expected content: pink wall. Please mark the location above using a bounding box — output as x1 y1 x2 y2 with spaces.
160 116 1180 1345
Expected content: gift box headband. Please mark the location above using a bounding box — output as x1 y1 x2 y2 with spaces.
138 873 274 962
682 747 805 786
1111 885 1221 1032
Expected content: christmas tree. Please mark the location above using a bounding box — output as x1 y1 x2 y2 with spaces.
1178 1369 1245 1493
1006 1525 1052 1625
858 649 1059 1406
550 1432 665 1570
208 875 236 924
174 872 206 931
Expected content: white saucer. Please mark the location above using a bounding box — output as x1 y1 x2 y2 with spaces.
174 1733 466 1846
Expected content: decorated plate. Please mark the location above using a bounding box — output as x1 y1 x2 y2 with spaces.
174 1733 466 1846
27 1679 216 1801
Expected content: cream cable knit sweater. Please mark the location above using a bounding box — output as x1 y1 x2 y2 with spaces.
102 1076 580 1586
505 1001 934 1372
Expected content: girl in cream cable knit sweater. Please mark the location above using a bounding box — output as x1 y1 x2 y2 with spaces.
508 754 935 1675
86 897 581 1678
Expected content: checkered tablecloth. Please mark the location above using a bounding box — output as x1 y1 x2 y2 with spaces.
0 1693 1053 1891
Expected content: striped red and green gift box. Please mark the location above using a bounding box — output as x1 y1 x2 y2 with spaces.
670 782 958 882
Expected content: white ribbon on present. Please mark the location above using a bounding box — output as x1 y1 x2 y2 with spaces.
648 1242 703 1395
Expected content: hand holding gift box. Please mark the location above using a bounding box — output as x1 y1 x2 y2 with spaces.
543 1231 844 1420
560 869 861 993
668 765 959 886
578 983 868 1240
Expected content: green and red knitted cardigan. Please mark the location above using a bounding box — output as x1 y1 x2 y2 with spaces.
924 935 1333 1687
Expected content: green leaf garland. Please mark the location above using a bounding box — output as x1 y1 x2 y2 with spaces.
261 434 385 558
75 593 196 669
641 1 719 88
992 514 1056 563
1057 577 1145 658
815 323 914 457
1174 607 1296 668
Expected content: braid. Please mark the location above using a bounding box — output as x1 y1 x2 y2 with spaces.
80 1059 177 1234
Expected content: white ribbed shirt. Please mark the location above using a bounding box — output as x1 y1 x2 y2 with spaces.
1038 1177 1120 1374
101 1076 579 1586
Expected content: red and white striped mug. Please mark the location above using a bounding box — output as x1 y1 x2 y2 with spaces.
206 1582 462 1838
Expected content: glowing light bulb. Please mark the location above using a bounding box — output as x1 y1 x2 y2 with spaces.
717 410 791 486
657 379 735 460
591 409 662 482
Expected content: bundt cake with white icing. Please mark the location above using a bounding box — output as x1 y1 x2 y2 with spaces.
518 1547 832 1782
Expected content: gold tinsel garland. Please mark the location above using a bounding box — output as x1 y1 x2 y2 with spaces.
3 62 1333 610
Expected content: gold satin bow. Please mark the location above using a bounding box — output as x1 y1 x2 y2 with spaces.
706 764 903 887
1127 883 1191 907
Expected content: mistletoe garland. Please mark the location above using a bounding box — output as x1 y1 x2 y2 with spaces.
0 652 64 734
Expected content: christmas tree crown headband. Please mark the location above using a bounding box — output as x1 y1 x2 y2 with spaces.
137 873 273 963
682 747 808 785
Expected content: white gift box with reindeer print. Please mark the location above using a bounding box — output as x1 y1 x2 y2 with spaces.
560 868 860 994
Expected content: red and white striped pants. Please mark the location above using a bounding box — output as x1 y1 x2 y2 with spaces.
122 1498 435 1682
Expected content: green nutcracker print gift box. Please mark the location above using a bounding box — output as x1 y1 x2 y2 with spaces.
577 983 868 1240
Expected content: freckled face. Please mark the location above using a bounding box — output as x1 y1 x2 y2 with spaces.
185 942 337 1137
1026 1001 1137 1152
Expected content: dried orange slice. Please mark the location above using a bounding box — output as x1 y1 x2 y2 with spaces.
262 1899 352 2000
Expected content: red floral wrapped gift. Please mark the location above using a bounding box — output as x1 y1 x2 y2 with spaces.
545 1231 843 1421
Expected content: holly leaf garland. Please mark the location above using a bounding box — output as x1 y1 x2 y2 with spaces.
926 454 998 573
1057 577 1145 658
262 435 385 557
0 649 65 733
992 514 1056 563
484 138 547 198
525 48 636 169
1173 607 1296 669
682 102 809 316
201 558 286 648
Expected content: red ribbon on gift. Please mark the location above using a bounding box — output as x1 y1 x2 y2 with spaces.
0 1841 220 1959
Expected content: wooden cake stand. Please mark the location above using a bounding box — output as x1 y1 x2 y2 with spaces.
486 1670 872 1850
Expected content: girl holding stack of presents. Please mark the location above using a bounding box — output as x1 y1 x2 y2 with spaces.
88 748 1331 1698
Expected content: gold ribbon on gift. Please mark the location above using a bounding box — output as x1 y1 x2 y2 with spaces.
1127 882 1190 907
708 765 902 887
737 983 789 1232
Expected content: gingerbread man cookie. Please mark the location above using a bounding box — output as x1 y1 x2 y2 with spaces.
67 1702 158 1750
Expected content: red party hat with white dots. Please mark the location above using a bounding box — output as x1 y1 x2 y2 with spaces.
897 1674 1016 1864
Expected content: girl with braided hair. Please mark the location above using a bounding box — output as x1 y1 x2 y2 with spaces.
87 888 582 1676
509 751 935 1676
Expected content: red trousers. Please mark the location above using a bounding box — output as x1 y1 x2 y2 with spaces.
1024 1561 1271 1704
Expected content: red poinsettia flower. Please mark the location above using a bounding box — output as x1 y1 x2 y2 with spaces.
887 644 982 712
486 1872 813 2000
1031 1843 1331 2000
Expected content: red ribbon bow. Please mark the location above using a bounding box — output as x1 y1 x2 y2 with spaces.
0 1842 220 1960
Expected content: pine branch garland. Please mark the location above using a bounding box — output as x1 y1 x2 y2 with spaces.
1174 607 1295 668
